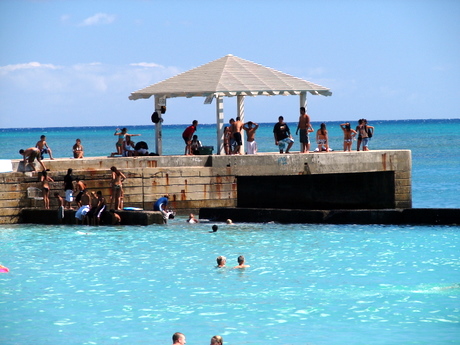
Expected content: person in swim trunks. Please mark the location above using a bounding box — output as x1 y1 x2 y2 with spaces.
273 116 294 154
63 168 74 209
35 135 54 160
74 178 87 207
296 107 314 153
231 117 243 154
19 147 47 171
243 121 259 155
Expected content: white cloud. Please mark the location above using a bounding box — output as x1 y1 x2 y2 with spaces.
130 62 164 68
0 62 60 75
79 13 116 26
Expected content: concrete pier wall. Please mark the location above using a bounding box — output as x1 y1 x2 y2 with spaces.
0 150 411 224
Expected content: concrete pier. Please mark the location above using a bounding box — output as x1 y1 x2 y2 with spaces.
199 207 460 225
19 208 165 226
0 150 412 224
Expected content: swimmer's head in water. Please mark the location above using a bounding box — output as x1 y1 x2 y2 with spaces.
212 225 218 232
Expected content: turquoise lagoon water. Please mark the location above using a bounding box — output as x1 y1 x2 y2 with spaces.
1 221 459 345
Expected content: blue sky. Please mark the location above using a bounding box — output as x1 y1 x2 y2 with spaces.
1 0 459 128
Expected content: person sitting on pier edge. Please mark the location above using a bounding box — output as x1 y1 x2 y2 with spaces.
190 135 202 155
134 141 149 156
123 135 136 157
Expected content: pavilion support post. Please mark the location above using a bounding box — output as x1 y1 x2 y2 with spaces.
154 95 163 155
216 96 225 155
237 95 245 154
300 91 307 111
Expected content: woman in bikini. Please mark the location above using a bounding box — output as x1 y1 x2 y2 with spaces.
316 123 329 152
73 138 84 158
223 126 232 155
110 166 126 210
41 170 54 209
340 123 357 152
112 128 141 156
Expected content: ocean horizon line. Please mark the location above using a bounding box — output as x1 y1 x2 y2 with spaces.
1 117 459 131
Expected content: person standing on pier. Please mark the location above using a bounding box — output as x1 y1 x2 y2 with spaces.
112 128 141 156
340 122 357 152
63 168 74 209
110 166 126 210
243 121 259 154
296 107 314 153
40 170 54 209
182 120 198 155
232 116 244 154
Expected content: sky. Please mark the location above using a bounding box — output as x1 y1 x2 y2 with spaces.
1 0 459 128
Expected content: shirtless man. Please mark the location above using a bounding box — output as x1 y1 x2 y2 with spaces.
231 116 244 154
296 107 314 153
172 332 186 345
233 255 250 269
216 256 226 268
35 135 54 160
110 166 126 210
19 147 47 171
243 121 259 154
74 178 87 207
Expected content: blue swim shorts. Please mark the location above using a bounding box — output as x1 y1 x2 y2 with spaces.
278 137 294 150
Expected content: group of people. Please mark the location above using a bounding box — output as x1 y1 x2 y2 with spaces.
35 166 126 225
171 332 223 345
19 136 84 171
224 117 259 155
112 127 149 157
293 107 375 153
181 108 374 156
216 255 250 269
18 135 54 171
182 118 260 156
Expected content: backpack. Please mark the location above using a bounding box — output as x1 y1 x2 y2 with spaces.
367 126 373 138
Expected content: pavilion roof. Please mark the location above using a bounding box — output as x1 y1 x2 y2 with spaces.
129 54 332 100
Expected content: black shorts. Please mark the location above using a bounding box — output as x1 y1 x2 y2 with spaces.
233 132 242 145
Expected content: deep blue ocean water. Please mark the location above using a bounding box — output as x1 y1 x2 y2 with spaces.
1 119 459 208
